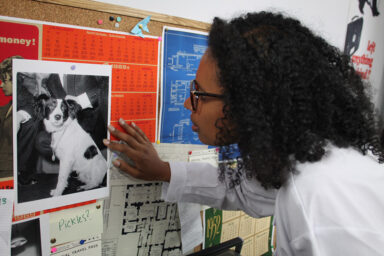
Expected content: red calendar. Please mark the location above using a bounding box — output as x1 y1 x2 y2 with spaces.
42 25 159 142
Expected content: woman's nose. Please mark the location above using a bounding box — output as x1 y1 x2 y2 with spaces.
184 96 192 111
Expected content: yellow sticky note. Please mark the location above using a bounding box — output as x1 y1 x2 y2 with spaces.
49 201 103 246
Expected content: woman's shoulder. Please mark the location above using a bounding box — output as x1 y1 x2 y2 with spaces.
278 144 384 207
294 145 382 183
275 145 384 255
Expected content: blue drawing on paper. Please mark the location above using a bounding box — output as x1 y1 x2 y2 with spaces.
160 29 208 144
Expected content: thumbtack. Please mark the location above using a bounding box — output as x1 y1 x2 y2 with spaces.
116 16 122 22
96 204 101 209
109 16 115 21
51 247 57 253
50 238 56 244
156 140 160 144
115 23 120 28
97 19 103 25
80 239 86 245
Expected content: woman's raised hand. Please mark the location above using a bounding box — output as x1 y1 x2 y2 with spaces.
103 118 171 182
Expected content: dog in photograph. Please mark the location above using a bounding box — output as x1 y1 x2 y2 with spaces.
35 94 107 197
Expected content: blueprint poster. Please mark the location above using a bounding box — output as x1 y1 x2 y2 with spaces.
160 27 208 144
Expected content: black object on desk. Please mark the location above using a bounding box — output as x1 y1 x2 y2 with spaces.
188 237 244 256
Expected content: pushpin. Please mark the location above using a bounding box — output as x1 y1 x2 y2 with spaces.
116 16 122 22
97 19 103 25
80 239 86 245
115 23 120 28
156 140 160 144
109 16 115 21
130 16 150 37
51 247 57 253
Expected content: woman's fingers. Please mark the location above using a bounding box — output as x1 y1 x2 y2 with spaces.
112 157 144 180
107 124 141 149
112 156 170 182
103 128 171 182
103 139 138 160
103 118 168 182
131 122 150 142
118 118 149 144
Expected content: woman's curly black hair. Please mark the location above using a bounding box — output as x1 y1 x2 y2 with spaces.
209 12 384 189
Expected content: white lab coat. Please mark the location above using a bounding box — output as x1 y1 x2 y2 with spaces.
162 145 384 255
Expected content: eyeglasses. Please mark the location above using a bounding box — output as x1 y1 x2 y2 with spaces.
190 79 224 111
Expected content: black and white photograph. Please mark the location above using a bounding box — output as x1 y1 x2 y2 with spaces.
13 60 111 215
11 215 50 256
11 218 41 256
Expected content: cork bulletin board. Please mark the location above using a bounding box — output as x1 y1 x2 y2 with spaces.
0 1 212 254
0 0 210 35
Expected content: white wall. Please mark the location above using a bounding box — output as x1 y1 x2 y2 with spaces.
95 0 384 124
95 0 352 49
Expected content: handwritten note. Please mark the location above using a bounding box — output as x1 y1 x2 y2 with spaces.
49 201 103 246
0 190 14 256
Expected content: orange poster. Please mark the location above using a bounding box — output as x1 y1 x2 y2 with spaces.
41 25 159 142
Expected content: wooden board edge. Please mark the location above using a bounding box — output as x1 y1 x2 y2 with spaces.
34 0 211 30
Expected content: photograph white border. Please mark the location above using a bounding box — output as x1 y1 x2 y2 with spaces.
13 59 111 215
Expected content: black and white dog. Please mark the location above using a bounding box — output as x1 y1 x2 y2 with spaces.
35 94 107 197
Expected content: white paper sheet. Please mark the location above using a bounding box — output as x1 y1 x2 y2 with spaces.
102 180 183 256
105 153 180 255
185 147 221 252
188 148 219 167
103 143 207 255
177 202 203 253
158 143 207 253
0 190 14 256
155 143 208 162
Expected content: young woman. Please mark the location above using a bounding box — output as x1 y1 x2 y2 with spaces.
104 12 384 255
